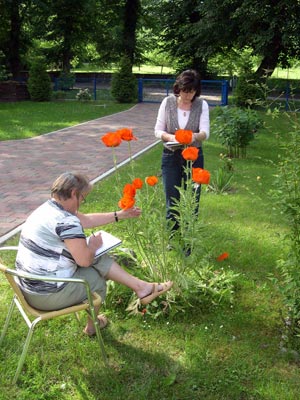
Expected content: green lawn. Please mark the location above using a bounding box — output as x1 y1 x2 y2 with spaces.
0 101 133 141
0 105 299 399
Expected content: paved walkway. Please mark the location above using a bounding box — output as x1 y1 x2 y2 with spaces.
0 103 160 244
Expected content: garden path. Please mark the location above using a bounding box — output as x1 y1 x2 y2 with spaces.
0 103 160 243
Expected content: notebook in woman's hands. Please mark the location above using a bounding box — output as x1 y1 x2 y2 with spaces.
87 230 122 258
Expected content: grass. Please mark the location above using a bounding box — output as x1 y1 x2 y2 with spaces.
0 104 300 399
0 101 133 141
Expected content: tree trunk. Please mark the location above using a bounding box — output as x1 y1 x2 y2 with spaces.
123 0 140 66
8 0 22 79
254 36 282 80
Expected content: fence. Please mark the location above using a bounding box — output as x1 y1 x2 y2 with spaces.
138 78 229 106
52 76 229 106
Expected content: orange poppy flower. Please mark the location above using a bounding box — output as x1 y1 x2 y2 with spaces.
217 252 229 262
145 176 159 186
118 195 135 210
123 183 136 198
192 168 211 185
101 132 122 147
116 128 137 141
132 178 143 189
175 129 193 145
182 146 199 161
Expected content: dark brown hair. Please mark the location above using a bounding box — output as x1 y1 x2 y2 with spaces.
173 69 201 100
51 172 92 200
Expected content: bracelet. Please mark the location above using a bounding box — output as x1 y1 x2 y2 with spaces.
114 211 119 222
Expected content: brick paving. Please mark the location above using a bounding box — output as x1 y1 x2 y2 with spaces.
0 103 160 243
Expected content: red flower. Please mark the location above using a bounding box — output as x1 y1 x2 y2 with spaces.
123 183 136 198
116 128 137 141
132 178 143 189
217 252 229 262
118 196 135 210
101 132 122 147
145 176 159 186
192 168 211 185
182 146 199 161
175 129 193 145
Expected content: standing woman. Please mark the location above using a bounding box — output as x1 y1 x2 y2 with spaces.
154 69 210 231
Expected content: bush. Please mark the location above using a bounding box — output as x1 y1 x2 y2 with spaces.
272 128 300 346
56 71 75 90
76 88 92 101
52 90 67 100
0 51 11 81
234 73 266 108
111 55 137 103
28 57 52 101
212 106 262 158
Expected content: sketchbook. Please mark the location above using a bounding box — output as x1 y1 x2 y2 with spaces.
87 230 122 258
164 141 184 151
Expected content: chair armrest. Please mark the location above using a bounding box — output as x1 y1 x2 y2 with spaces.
0 246 95 305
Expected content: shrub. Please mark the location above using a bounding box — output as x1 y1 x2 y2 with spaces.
111 55 137 103
234 73 266 108
0 51 11 81
76 88 92 101
272 128 300 347
28 57 52 101
212 106 262 158
52 90 67 100
57 71 75 90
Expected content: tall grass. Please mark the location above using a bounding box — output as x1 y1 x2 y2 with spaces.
1 109 300 399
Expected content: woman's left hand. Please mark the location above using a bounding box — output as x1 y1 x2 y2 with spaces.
118 207 142 220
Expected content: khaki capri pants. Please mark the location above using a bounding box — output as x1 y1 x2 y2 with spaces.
22 254 113 311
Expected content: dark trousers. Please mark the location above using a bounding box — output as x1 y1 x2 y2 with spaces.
161 147 204 231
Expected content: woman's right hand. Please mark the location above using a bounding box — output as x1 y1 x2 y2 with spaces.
88 232 103 253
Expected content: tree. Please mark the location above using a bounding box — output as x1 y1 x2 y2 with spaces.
39 0 97 72
158 0 300 79
0 0 34 78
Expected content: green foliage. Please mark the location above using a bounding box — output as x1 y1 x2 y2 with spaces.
235 73 266 108
2 110 300 397
76 88 92 101
56 72 75 90
207 153 234 194
0 50 10 81
111 56 137 103
99 152 238 318
27 57 52 101
272 123 300 345
51 90 67 100
212 106 262 158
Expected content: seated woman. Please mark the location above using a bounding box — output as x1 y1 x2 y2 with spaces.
16 172 173 335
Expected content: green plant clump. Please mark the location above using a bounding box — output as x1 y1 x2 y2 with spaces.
272 126 300 347
111 55 137 103
76 88 92 101
27 57 52 101
212 106 262 158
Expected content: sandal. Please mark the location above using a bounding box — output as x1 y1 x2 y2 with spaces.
140 281 173 305
83 314 108 336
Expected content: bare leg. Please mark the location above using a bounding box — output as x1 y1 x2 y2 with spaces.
106 262 159 298
106 261 164 299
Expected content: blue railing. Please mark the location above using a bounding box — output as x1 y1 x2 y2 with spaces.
138 78 229 106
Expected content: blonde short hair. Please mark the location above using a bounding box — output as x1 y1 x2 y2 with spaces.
51 172 92 200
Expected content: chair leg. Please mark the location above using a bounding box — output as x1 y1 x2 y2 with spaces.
13 318 39 384
0 297 16 346
85 308 108 366
94 319 108 366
